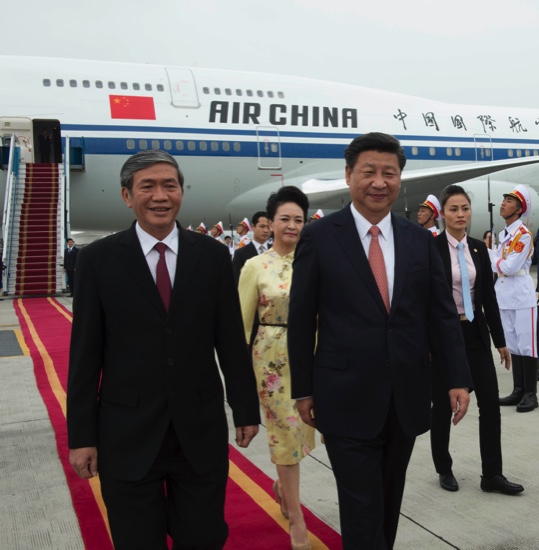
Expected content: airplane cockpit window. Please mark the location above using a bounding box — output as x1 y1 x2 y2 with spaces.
225 88 232 95
278 92 285 98
133 83 140 90
56 79 64 87
70 80 77 88
108 82 116 89
236 89 243 96
157 84 164 92
145 83 152 91
96 81 103 88
120 82 128 90
82 80 90 88
43 79 51 87
246 90 253 97
257 90 264 97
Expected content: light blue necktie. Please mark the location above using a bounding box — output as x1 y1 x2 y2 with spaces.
457 242 474 321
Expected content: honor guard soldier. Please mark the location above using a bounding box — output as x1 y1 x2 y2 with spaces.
196 222 207 235
210 221 225 243
418 194 442 236
236 217 251 249
310 209 324 222
489 184 538 412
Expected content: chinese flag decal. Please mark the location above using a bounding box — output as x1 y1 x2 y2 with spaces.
109 95 156 120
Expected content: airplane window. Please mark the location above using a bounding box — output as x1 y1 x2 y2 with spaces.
203 87 210 94
278 92 285 98
200 141 208 151
211 142 219 151
133 83 140 90
246 90 253 97
56 79 64 87
164 140 172 150
411 147 418 156
176 141 184 150
236 89 243 96
120 82 128 90
268 91 274 98
69 80 77 87
127 140 135 150
82 80 90 88
152 140 160 150
271 144 279 153
43 79 51 87
234 142 241 152
139 140 148 150
222 142 230 152
517 150 522 157
108 82 116 89
526 150 531 157
257 90 264 97
157 84 164 92
485 149 491 157
214 88 221 95
95 81 103 89
225 88 232 96
429 147 436 156
455 148 461 157
446 148 452 157
534 150 539 156
188 141 196 150
145 83 152 91
508 149 514 157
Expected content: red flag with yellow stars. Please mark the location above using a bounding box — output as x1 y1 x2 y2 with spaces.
109 95 156 120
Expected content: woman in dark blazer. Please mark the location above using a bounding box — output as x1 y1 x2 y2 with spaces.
430 185 524 495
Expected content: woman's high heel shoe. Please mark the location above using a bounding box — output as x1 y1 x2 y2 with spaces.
272 480 289 519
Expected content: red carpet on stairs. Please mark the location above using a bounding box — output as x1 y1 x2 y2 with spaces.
15 298 342 549
16 164 60 295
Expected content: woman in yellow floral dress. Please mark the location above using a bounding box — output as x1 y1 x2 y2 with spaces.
239 186 315 550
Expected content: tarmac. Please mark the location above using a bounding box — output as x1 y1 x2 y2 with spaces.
1 293 539 549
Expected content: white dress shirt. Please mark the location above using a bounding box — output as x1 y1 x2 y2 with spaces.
350 204 395 305
135 223 178 285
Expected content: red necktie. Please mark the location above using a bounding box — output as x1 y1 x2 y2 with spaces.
154 242 172 311
368 226 390 313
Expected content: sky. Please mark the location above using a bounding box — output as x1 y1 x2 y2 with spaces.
1 0 538 108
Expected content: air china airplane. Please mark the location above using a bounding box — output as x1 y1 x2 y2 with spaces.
2 54 539 239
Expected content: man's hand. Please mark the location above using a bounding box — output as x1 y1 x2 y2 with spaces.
235 425 259 448
69 447 98 478
449 388 470 426
296 398 316 428
498 347 511 370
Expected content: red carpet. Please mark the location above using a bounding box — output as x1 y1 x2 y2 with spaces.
15 298 341 549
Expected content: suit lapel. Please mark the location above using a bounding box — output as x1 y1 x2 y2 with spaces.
168 227 203 313
116 223 165 315
436 231 453 288
333 207 389 315
390 214 410 318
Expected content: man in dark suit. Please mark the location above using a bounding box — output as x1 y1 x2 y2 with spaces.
67 151 260 550
63 238 78 297
232 211 271 285
288 133 472 549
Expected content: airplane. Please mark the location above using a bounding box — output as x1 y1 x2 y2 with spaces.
2 54 539 243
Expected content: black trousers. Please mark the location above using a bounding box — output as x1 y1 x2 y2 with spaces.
99 423 229 550
430 318 502 477
324 399 416 550
66 269 75 295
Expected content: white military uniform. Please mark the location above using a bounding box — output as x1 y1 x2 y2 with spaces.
428 226 439 237
236 234 251 249
489 219 537 357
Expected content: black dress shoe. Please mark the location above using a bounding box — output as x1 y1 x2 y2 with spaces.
439 473 459 492
480 475 524 495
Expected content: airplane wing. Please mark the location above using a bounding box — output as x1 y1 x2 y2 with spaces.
303 155 539 210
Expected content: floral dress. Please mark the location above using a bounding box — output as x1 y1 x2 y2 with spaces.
238 249 315 465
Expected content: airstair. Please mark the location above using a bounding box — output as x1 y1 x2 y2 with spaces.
2 139 66 296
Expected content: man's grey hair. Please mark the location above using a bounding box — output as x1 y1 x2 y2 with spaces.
120 150 184 191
